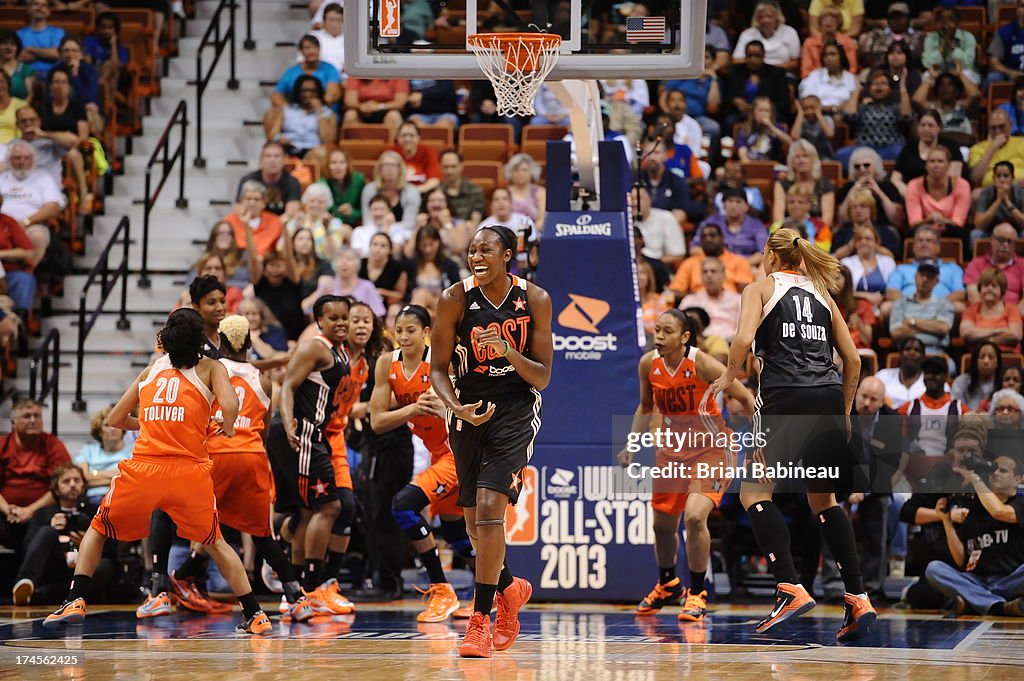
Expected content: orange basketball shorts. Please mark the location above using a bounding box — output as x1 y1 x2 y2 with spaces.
416 447 462 517
651 448 731 515
210 451 273 537
327 428 353 490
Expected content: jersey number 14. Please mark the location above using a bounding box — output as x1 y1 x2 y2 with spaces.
792 295 814 323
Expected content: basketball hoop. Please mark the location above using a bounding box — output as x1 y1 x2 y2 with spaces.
467 32 562 117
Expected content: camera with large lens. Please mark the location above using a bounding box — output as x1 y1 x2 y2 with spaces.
962 455 995 478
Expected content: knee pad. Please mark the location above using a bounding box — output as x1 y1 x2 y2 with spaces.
332 488 356 536
440 520 475 559
392 485 432 540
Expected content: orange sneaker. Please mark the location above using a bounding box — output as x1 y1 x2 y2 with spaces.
837 592 877 642
756 583 816 633
453 605 474 619
43 598 86 629
136 592 173 619
492 577 532 651
678 589 709 622
236 610 272 635
417 583 460 623
321 578 356 614
458 611 492 658
170 575 231 614
636 577 684 615
290 596 315 623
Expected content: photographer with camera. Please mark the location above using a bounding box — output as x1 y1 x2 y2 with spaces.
11 463 114 605
924 449 1024 617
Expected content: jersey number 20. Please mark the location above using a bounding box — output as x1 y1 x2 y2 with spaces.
153 377 180 404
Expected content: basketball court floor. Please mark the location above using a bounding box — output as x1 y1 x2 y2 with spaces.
1 602 1021 679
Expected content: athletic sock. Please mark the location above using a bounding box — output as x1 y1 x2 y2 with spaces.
68 575 92 601
659 565 676 585
689 570 706 593
294 563 306 590
818 506 865 595
326 550 346 581
238 591 260 620
419 548 448 584
152 572 169 595
497 563 514 593
474 582 498 615
747 500 799 584
150 511 174 593
304 559 324 591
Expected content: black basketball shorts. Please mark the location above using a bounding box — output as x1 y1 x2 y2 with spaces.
266 416 339 512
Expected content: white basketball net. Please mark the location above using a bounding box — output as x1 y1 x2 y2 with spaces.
467 33 562 117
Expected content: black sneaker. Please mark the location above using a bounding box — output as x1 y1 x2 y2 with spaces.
636 577 685 615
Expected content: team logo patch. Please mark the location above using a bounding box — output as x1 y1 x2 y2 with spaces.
505 466 539 545
557 293 610 333
513 298 527 312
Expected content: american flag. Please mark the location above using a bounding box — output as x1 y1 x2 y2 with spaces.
626 16 666 43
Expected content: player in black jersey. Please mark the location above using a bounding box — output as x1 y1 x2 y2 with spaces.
431 225 553 659
712 227 877 641
190 275 227 359
272 294 355 615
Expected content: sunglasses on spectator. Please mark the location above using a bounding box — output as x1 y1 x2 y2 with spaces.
854 163 872 169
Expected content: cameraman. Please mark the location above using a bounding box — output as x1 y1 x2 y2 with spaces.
924 451 1024 617
11 463 114 605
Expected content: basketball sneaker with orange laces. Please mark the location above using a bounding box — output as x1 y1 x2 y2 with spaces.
837 592 877 641
170 575 232 614
636 577 685 615
756 583 816 633
417 583 461 622
492 577 532 651
236 610 272 635
136 591 173 619
678 589 709 622
43 598 86 629
458 611 493 658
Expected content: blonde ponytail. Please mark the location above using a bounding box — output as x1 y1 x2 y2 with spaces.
765 227 840 298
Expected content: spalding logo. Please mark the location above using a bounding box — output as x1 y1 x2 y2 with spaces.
557 294 610 334
553 213 613 237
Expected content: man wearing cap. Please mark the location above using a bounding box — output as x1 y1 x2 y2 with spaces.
964 223 1024 309
890 259 955 354
885 223 965 314
985 1 1024 90
668 222 753 297
857 4 924 72
690 187 768 267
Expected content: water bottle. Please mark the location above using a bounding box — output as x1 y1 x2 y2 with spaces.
456 87 469 117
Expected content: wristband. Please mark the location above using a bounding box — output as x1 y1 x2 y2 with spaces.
499 339 511 357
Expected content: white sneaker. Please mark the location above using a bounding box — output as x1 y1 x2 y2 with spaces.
889 558 906 578
262 561 284 594
12 578 33 605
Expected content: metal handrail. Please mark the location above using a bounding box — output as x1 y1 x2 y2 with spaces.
141 99 188 288
72 216 131 413
29 329 60 435
244 0 255 50
194 0 239 168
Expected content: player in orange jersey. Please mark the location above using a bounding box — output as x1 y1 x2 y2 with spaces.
169 315 314 624
44 309 272 635
619 309 754 623
370 304 475 623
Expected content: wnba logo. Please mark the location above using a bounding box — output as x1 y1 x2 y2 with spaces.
505 466 539 545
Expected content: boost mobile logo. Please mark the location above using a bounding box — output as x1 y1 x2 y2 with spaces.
554 294 618 360
546 467 579 499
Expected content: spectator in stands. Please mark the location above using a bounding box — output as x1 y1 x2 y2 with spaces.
415 187 470 262
304 248 386 316
961 269 1023 353
405 78 458 133
634 226 671 294
833 263 875 350
835 146 904 232
838 68 912 164
467 80 521 139
83 12 127 90
56 37 101 135
602 79 650 121
641 136 704 227
884 223 962 311
360 231 407 306
287 182 348 260
239 297 292 362
38 65 90 213
773 185 831 251
361 151 422 244
809 0 863 37
505 153 545 227
0 70 25 144
634 186 686 270
0 140 62 263
200 221 248 295
791 95 835 160
309 2 344 74
724 41 791 133
264 75 338 159
0 199 36 314
773 139 835 227
986 366 1024 415
73 406 131 504
905 147 972 241
951 342 1001 412
900 357 967 484
351 193 400 257
0 398 70 550
639 261 673 347
799 41 860 116
712 159 766 219
973 164 1024 243
649 111 702 180
969 108 1024 188
663 90 707 167
736 96 790 164
986 2 1024 90
0 32 34 101
693 188 767 267
390 121 440 193
11 462 115 606
244 223 305 340
891 110 964 195
669 222 753 297
990 389 1024 431
857 3 923 72
342 78 409 134
677 256 741 340
911 69 978 145
12 106 62 186
732 2 800 70
875 337 927 408
965 222 1024 307
921 8 979 83
530 83 569 127
291 227 331 302
236 141 302 222
890 259 955 353
439 149 484 227
878 40 922 106
272 34 341 115
801 9 859 79
403 224 462 300
319 147 364 227
925 452 1024 617
226 180 284 258
17 0 63 76
997 77 1024 135
658 46 722 155
839 221 897 306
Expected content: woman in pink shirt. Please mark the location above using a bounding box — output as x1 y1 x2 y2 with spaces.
905 146 971 240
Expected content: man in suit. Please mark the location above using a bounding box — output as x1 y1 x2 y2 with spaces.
821 376 902 601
